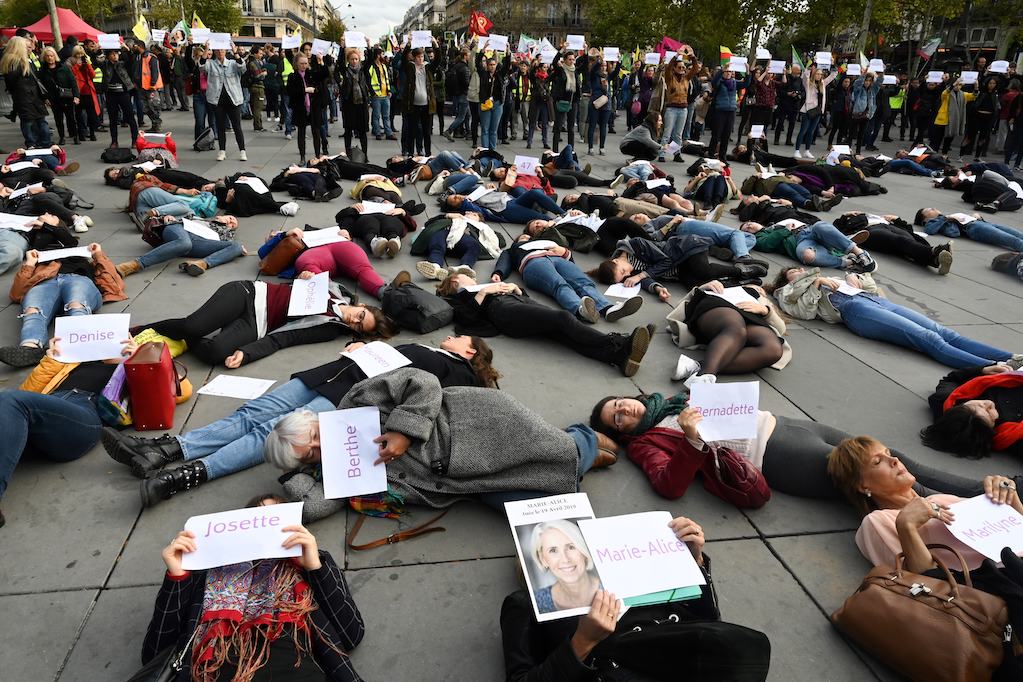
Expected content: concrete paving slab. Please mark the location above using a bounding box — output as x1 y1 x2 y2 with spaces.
0 588 95 680
60 586 154 681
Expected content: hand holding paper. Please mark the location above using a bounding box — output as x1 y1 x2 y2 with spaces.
180 502 305 570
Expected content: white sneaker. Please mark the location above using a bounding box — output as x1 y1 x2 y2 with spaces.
371 237 388 257
216 150 226 161
279 201 299 216
415 261 449 280
610 174 626 190
450 264 476 278
239 150 247 161
672 354 701 382
803 150 816 160
603 296 643 322
577 296 599 323
285 133 293 140
386 237 401 257
684 372 717 388
793 150 804 159
72 216 89 233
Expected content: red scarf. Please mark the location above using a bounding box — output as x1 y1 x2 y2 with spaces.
943 373 1023 451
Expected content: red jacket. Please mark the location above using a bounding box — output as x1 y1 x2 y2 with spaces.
134 133 178 160
626 427 707 499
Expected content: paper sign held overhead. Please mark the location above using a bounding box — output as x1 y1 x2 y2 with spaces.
197 375 276 400
566 34 585 51
948 495 1023 561
513 155 541 176
281 34 301 50
663 51 677 64
755 47 771 60
311 38 331 56
644 52 660 65
748 124 765 139
814 51 832 66
485 34 509 53
301 227 349 248
688 381 760 442
342 341 412 378
960 70 979 85
768 60 785 74
846 64 861 76
343 31 366 47
868 59 885 72
98 33 122 50
181 502 304 570
926 70 944 83
728 57 747 73
54 313 130 363
990 60 1009 73
882 75 897 85
411 30 432 48
289 271 329 316
208 33 231 50
151 29 167 43
320 407 388 499
191 28 211 43
603 47 620 62
539 48 557 65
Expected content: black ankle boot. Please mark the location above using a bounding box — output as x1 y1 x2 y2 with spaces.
101 427 183 478
141 461 208 508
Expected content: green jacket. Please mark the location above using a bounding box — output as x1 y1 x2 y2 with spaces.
752 226 799 260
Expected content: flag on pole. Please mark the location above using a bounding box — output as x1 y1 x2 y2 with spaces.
191 12 206 29
469 11 493 37
858 51 868 69
791 46 805 70
171 19 189 40
720 46 732 67
916 37 940 60
132 15 150 42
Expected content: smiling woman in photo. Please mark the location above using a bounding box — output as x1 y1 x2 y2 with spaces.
528 519 601 614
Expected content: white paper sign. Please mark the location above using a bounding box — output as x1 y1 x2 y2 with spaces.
519 239 560 251
232 175 269 194
728 58 747 73
208 33 231 50
343 341 412 378
467 186 493 201
768 60 785 74
181 502 304 570
539 48 557 65
836 281 864 296
485 34 509 53
831 144 851 154
281 34 301 50
948 212 978 225
644 52 660 66
411 30 432 49
132 160 161 172
190 28 211 44
0 212 35 230
37 246 92 262
990 60 1009 74
749 124 765 139
8 182 43 199
198 375 276 399
605 283 641 298
909 146 928 156
664 141 681 155
882 75 897 85
360 201 395 214
301 227 349 248
756 47 771 60
54 313 130 363
513 155 541 176
288 271 329 316
320 407 388 499
927 70 944 83
182 218 222 241
603 47 620 62
948 495 1023 561
98 34 122 50
151 29 167 43
688 381 760 441
846 64 861 76
6 161 37 172
24 148 53 157
868 59 885 72
566 34 585 51
815 51 832 67
708 286 758 306
645 178 670 189
311 38 331 56
960 70 979 85
579 511 706 599
343 31 366 47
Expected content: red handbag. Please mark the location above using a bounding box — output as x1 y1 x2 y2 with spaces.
124 342 178 431
699 446 771 508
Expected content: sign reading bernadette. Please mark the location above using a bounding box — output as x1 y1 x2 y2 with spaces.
320 406 388 499
687 381 760 441
948 495 1023 561
181 502 304 570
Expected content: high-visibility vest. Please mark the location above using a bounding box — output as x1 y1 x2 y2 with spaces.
369 63 389 97
141 53 163 90
282 56 294 79
90 55 103 83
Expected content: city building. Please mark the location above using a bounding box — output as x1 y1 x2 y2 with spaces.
237 0 332 41
397 0 447 36
444 0 588 43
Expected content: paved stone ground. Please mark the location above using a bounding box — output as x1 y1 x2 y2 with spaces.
1 109 1022 681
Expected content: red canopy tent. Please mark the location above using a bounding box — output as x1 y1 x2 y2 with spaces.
0 8 103 42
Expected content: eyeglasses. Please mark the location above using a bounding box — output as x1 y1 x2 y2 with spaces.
611 398 626 429
351 309 368 333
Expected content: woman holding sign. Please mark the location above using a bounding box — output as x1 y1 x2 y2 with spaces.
144 497 366 680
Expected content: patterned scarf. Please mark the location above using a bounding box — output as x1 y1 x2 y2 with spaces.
191 559 316 682
634 390 690 436
299 69 310 113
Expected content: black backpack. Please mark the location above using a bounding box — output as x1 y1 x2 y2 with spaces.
101 147 136 163
194 127 215 152
381 282 453 334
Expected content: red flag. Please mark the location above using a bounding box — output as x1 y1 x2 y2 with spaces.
469 11 493 37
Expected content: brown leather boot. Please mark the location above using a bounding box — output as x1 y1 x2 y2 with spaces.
116 260 141 277
180 259 208 276
592 432 620 469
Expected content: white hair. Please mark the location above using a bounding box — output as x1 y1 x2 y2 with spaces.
529 520 593 572
264 409 319 470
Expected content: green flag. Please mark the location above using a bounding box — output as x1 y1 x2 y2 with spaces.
791 46 805 70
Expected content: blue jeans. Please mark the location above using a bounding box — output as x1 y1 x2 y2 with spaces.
498 188 566 223
20 117 51 147
794 222 855 268
480 102 503 150
192 93 216 139
660 105 689 150
444 172 481 194
522 256 611 314
832 293 1012 368
371 96 393 136
0 389 100 497
179 378 335 479
281 95 294 135
426 150 468 174
427 229 480 267
964 220 1023 252
137 223 244 270
621 164 654 181
446 94 469 134
20 274 103 346
587 103 611 149
556 144 580 171
772 182 812 205
888 158 932 176
677 220 756 258
794 114 821 150
136 187 193 217
0 229 27 274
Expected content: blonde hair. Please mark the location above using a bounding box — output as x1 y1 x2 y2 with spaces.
0 37 31 76
826 436 885 517
529 520 593 573
72 45 86 59
40 46 58 64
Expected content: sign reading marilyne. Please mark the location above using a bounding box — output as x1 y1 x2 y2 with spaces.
687 381 759 441
181 502 304 570
320 407 388 499
54 313 130 363
948 495 1023 561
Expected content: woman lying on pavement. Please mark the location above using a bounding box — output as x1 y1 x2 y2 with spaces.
831 211 954 274
269 368 617 522
102 338 496 506
114 213 246 278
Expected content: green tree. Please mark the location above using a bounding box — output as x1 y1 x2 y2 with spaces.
318 13 346 43
187 0 242 33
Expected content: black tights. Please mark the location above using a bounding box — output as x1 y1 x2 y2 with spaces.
215 91 245 152
547 170 610 189
147 281 256 364
692 307 783 375
489 299 624 366
347 214 404 244
677 252 746 289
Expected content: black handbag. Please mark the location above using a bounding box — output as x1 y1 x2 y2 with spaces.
58 86 74 100
381 281 453 333
125 626 199 681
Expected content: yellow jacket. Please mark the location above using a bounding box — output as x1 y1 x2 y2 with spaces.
933 89 975 125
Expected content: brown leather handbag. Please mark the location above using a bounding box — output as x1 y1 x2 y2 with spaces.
258 234 305 275
831 544 1010 681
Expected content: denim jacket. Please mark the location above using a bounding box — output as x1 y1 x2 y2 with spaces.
922 215 966 237
851 76 882 118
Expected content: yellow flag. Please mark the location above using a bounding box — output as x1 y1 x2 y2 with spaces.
191 12 206 29
132 15 150 42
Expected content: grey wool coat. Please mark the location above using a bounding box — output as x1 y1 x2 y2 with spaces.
282 368 581 521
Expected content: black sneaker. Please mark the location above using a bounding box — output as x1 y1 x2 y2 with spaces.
603 296 643 322
619 326 651 377
0 345 45 367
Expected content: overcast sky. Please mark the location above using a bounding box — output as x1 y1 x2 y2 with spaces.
333 0 415 41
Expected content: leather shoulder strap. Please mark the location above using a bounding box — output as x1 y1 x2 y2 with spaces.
346 508 450 551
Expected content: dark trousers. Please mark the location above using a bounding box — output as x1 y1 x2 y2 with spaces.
149 281 257 364
773 109 797 144
348 215 404 244
828 110 850 145
553 101 577 151
105 91 138 146
860 226 934 267
708 110 735 161
75 95 101 138
51 98 78 141
401 105 431 156
214 91 245 151
426 230 480 267
489 299 624 366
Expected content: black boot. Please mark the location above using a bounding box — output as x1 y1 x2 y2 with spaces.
141 461 208 508
101 427 183 478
